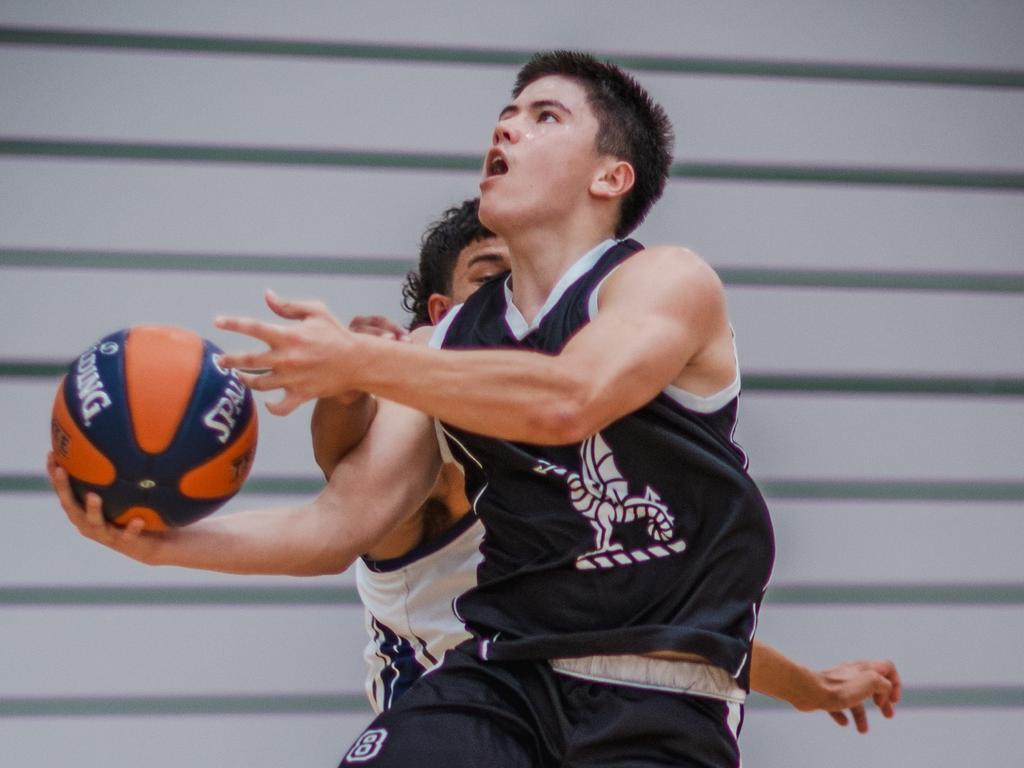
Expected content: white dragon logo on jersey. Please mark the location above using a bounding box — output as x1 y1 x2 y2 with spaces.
534 432 687 570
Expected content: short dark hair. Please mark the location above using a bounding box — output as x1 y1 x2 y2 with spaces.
401 198 494 329
513 50 674 238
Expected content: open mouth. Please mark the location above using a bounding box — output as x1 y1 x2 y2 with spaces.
485 150 509 177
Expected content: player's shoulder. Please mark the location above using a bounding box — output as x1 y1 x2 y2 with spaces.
615 244 724 294
409 325 436 346
630 243 715 272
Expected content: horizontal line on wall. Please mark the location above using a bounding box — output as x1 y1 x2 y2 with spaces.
757 479 1024 502
0 585 360 606
717 267 1024 294
3 474 1023 501
4 363 1020 396
742 374 1024 397
0 473 327 495
0 138 483 171
4 248 1022 294
2 583 1022 608
0 692 369 717
2 138 1023 191
0 362 63 378
764 583 1024 605
0 686 1020 718
1 26 1022 89
748 686 1024 710
0 248 415 276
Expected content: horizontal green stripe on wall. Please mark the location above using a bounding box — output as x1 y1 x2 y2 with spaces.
748 686 1024 710
764 583 1024 605
0 686 1019 717
0 585 359 606
3 139 1023 190
1 583 1021 608
742 374 1024 397
0 692 370 717
717 267 1024 294
0 248 416 276
0 138 482 171
2 474 1023 501
4 249 1023 294
3 362 1020 396
2 26 1023 89
757 479 1024 502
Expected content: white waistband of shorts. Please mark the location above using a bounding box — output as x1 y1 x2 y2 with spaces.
549 655 746 704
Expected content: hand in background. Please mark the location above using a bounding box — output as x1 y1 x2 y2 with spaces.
809 658 902 734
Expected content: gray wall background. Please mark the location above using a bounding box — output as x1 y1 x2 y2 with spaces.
1 1 1022 766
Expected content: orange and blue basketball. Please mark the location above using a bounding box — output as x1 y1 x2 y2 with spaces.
50 325 258 530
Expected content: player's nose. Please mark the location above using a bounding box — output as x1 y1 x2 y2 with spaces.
492 119 518 146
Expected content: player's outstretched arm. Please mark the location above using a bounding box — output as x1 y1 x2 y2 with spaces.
311 393 376 478
310 313 412 477
49 398 441 576
749 639 901 734
217 248 727 445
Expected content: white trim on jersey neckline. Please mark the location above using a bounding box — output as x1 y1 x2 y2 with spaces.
428 303 464 349
503 238 620 340
428 305 466 466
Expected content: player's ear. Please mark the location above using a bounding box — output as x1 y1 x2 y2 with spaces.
590 159 634 201
427 293 453 325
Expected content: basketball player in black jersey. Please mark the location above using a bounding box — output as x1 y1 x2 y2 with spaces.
50 196 899 739
213 52 885 765
312 197 899 730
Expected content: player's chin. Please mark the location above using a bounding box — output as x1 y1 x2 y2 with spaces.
476 189 515 233
477 179 499 206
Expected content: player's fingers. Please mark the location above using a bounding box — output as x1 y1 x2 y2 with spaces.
214 314 285 348
216 348 277 372
363 316 408 339
873 682 897 719
850 704 869 734
882 660 902 704
46 454 62 487
265 289 328 321
379 320 410 339
350 317 402 339
121 517 146 541
866 658 898 680
49 463 85 520
363 327 402 340
877 697 895 719
829 711 849 727
83 493 106 528
865 670 895 712
264 391 304 417
236 370 279 392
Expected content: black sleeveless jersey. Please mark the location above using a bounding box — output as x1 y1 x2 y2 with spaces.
435 239 775 688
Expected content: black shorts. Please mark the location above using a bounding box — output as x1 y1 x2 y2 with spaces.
338 643 743 768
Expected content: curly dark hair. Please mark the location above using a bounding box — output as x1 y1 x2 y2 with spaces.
401 198 494 329
513 50 674 238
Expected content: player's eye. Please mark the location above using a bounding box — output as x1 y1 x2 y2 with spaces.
538 110 558 123
474 271 498 285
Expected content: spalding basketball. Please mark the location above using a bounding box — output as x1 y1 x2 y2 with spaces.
50 325 258 530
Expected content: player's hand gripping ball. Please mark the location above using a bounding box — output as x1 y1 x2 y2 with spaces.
50 325 258 530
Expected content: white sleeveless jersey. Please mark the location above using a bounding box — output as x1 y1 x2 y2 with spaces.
355 512 483 713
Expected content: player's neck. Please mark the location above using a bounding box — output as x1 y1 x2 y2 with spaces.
503 217 615 325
